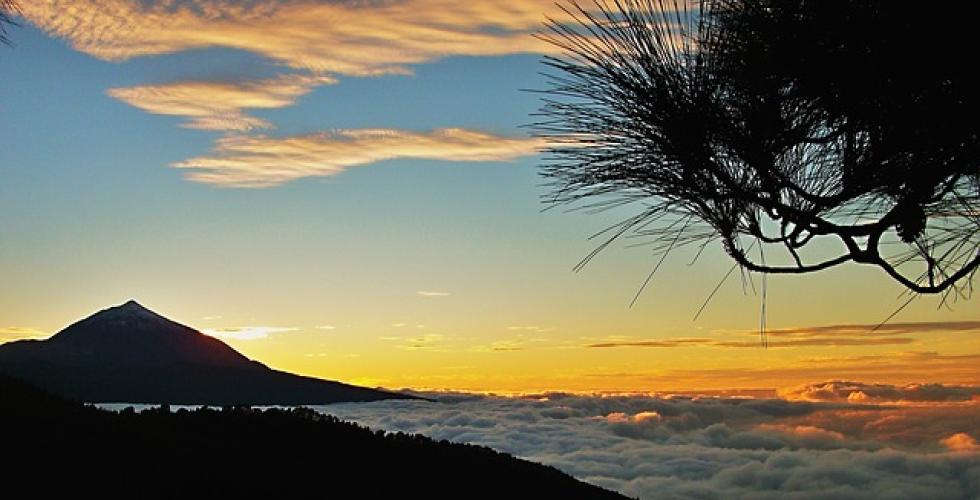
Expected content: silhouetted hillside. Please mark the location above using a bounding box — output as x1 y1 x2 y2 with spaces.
0 374 630 498
0 301 411 404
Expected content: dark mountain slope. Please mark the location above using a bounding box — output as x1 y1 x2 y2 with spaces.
0 301 411 404
0 374 630 499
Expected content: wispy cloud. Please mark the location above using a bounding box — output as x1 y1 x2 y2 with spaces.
108 74 335 131
469 332 561 353
585 337 916 349
202 326 298 340
586 351 980 391
21 1 565 187
471 339 526 352
417 290 451 297
506 326 553 333
585 321 980 350
172 128 545 187
398 333 446 351
0 327 47 341
315 324 336 331
760 321 980 338
22 1 570 76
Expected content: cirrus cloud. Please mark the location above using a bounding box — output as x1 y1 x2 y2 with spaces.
173 128 546 187
585 320 980 351
20 0 572 188
761 321 980 338
201 325 298 340
20 0 572 76
585 336 916 349
108 74 336 131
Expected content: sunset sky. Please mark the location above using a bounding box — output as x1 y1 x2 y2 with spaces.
2 0 978 393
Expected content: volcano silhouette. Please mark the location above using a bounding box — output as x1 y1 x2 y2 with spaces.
0 300 412 405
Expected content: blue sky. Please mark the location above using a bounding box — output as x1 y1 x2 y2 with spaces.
1 1 978 392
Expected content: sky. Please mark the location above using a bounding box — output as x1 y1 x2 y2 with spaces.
1 0 979 393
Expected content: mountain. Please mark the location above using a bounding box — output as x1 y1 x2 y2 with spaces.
0 374 631 498
0 300 412 405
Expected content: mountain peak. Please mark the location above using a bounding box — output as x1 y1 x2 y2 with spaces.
34 300 256 370
72 300 162 325
0 302 413 405
114 299 151 313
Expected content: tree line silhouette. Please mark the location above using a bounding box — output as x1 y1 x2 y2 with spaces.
0 374 629 498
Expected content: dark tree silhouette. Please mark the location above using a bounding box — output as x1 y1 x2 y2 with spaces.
0 0 18 45
0 374 629 498
534 0 980 300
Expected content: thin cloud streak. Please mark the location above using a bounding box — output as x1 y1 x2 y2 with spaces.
0 327 48 341
201 326 298 341
174 129 546 187
21 0 572 76
585 320 980 350
585 352 980 391
761 321 980 338
586 337 916 349
108 74 336 131
21 1 568 187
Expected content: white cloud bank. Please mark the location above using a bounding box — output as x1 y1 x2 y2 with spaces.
319 384 980 499
781 380 980 404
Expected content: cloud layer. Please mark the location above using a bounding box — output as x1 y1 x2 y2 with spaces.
173 128 546 187
108 74 335 131
22 0 568 76
21 1 568 187
319 386 980 499
781 381 980 404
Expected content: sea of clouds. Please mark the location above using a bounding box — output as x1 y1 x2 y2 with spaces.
317 381 980 499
